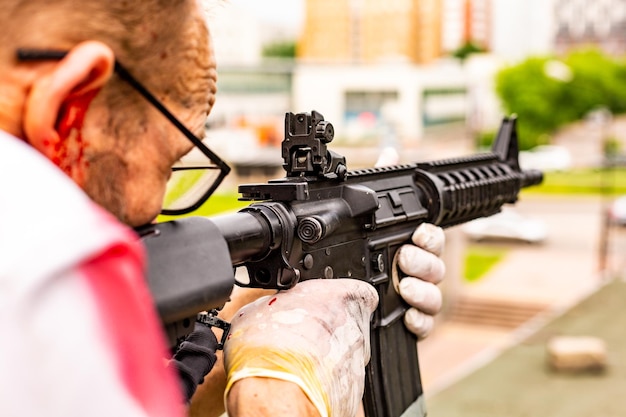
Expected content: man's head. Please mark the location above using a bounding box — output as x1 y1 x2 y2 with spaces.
0 0 218 226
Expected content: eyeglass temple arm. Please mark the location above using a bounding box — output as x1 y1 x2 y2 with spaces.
16 48 230 173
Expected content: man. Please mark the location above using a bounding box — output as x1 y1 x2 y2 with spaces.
0 1 445 417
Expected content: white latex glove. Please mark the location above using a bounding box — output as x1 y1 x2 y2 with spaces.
223 279 379 417
375 148 446 339
396 223 445 339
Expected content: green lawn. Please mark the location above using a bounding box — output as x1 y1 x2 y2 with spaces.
526 167 626 196
162 170 206 207
463 246 508 282
157 191 249 222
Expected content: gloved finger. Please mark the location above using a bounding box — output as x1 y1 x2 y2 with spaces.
397 244 446 284
403 308 435 339
185 322 219 351
411 223 445 256
374 147 400 167
169 323 219 402
398 277 442 315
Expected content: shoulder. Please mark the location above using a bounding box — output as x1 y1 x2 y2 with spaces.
0 133 183 416
0 132 142 291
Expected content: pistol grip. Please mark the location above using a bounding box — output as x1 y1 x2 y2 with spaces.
363 249 426 417
364 310 425 417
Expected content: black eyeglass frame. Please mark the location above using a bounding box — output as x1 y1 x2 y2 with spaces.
16 48 231 215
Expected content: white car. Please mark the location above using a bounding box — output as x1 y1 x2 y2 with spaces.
519 145 572 172
462 208 548 244
608 196 626 227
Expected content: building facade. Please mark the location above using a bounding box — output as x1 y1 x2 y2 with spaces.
442 0 492 52
298 0 443 64
554 0 626 56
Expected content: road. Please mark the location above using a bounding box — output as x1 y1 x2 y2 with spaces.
461 194 604 304
419 193 609 395
515 194 602 254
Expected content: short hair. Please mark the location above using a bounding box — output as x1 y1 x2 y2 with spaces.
1 0 212 109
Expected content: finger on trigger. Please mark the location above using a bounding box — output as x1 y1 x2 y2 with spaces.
397 244 446 284
412 223 445 257
398 277 442 315
404 308 434 339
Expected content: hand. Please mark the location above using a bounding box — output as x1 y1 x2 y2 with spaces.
223 279 379 417
374 148 446 339
396 223 445 339
168 323 219 403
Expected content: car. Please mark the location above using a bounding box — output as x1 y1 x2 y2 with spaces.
462 208 548 244
608 195 626 227
519 145 572 172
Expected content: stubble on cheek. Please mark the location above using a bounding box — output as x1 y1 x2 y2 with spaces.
83 153 129 224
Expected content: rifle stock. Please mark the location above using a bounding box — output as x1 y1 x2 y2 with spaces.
141 110 542 417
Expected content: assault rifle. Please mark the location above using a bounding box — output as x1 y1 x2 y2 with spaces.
138 110 542 417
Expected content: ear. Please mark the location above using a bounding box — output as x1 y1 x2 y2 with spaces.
23 41 115 160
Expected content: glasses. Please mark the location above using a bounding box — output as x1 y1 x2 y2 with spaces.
16 49 231 216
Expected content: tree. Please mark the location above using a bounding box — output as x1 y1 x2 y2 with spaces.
451 41 484 63
262 41 296 59
493 48 626 150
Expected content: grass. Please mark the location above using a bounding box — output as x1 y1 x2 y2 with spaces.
162 169 206 207
464 246 508 282
157 191 250 222
525 167 626 196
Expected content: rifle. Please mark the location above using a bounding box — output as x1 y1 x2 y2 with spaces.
139 110 542 417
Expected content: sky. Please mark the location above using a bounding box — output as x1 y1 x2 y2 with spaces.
229 0 304 30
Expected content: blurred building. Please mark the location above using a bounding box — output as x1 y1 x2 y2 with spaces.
554 0 626 56
206 0 626 153
442 0 492 52
205 2 293 124
205 2 262 66
292 60 472 143
490 0 554 62
299 0 443 65
209 0 561 147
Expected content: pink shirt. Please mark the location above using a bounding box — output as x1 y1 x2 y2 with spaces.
0 132 183 416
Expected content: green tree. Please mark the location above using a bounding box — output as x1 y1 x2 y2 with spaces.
451 41 484 63
493 48 626 150
262 41 296 58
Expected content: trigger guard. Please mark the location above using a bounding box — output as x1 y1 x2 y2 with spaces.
391 249 406 295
